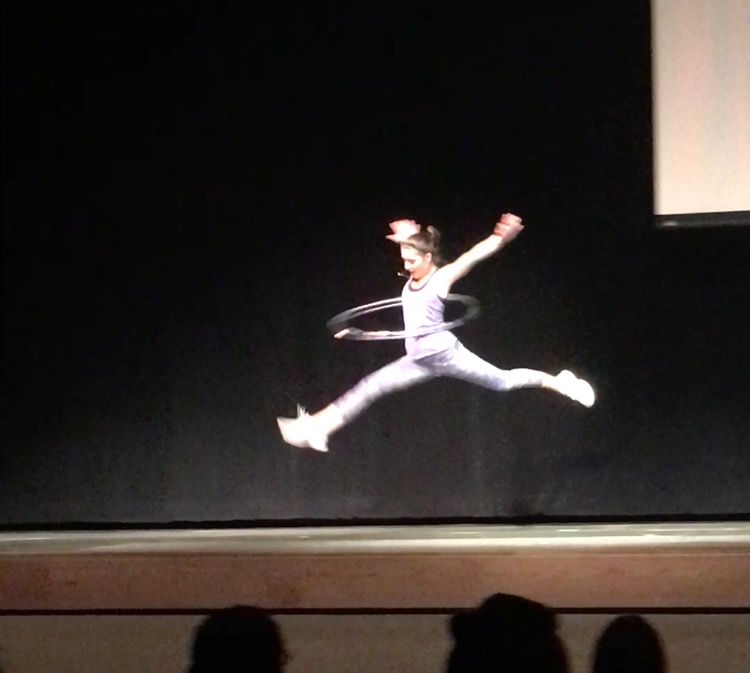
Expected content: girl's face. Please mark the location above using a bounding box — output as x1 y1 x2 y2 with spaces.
400 245 433 280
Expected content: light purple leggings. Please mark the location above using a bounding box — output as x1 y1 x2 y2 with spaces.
331 342 546 424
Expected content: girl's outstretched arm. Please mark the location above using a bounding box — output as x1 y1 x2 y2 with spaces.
434 213 524 294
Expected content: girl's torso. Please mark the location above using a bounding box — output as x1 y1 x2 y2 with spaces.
401 270 457 358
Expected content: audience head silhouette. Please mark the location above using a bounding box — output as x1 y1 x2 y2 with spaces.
446 592 568 673
188 605 287 673
592 614 666 673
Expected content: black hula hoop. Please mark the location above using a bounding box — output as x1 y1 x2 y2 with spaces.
327 294 481 341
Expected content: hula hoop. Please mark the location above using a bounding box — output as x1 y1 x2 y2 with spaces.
327 294 480 341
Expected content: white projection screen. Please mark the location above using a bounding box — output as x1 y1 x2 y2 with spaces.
652 0 750 227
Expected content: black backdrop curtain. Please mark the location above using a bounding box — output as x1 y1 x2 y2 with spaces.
2 2 748 525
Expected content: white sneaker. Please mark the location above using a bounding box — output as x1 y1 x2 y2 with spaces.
276 405 329 452
555 370 596 407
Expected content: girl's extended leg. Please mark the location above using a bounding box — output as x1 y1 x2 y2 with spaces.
328 355 437 425
277 356 437 451
430 343 595 405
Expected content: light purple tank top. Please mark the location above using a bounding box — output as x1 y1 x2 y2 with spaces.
401 273 458 358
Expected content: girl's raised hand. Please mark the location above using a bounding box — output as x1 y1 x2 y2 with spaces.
386 219 421 243
493 213 524 240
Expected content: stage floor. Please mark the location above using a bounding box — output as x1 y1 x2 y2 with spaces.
2 522 749 612
2 521 750 555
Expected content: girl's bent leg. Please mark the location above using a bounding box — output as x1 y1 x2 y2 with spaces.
435 343 548 391
434 344 595 405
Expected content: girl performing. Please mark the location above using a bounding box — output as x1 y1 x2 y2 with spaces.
277 214 595 452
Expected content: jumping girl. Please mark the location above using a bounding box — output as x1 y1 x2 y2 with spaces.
277 213 595 452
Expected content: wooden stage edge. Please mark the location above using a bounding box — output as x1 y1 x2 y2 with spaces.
1 522 749 612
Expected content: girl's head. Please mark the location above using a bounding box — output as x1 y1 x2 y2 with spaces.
400 225 442 280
